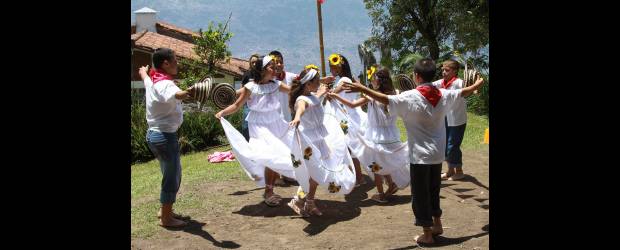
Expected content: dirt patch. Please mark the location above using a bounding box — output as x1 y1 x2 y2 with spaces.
132 150 489 249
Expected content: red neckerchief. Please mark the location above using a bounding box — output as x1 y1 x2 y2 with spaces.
275 71 285 81
441 76 458 89
149 68 173 84
416 84 442 107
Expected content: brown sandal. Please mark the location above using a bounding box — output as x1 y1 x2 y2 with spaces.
370 193 388 203
287 197 308 217
385 182 399 196
304 199 322 216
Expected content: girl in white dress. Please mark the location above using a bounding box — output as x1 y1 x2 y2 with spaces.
287 65 357 217
216 55 293 207
328 66 410 203
326 53 367 187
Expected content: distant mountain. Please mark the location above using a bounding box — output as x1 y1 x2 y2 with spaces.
131 0 376 76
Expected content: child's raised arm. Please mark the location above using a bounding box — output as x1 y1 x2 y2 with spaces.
289 100 307 128
215 87 250 119
327 92 369 108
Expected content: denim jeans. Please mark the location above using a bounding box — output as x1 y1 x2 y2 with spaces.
445 118 466 168
241 104 250 142
410 163 443 227
146 129 182 204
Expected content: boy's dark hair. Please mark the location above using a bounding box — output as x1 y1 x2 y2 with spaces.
152 48 175 69
269 50 283 60
413 58 436 83
442 59 460 71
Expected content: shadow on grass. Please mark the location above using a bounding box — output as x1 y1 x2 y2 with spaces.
163 219 241 249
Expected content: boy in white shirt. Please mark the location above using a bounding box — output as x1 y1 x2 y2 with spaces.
138 48 195 228
432 60 468 180
342 58 484 245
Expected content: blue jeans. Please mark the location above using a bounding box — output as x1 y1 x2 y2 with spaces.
146 129 182 204
445 118 466 168
241 105 250 141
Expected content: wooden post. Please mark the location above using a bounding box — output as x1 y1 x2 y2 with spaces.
317 0 326 77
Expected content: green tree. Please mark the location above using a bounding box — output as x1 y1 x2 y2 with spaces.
177 14 234 89
363 0 488 64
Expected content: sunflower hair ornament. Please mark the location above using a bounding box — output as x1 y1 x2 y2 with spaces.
304 64 320 72
328 53 342 66
367 66 377 80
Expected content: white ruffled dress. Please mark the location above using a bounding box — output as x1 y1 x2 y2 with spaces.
220 80 296 187
290 95 357 195
349 99 411 189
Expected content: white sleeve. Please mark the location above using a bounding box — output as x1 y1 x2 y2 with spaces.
388 91 414 117
159 81 182 103
143 76 153 88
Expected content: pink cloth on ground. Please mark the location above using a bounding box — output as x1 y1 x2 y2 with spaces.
208 151 236 163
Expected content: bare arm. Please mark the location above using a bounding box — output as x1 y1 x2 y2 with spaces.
215 87 250 119
279 82 291 93
174 86 194 100
289 100 307 128
327 92 369 108
319 76 335 84
315 83 329 99
342 81 389 105
138 65 153 88
460 77 485 98
333 84 345 94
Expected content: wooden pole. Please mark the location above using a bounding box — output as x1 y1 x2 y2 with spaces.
317 0 326 77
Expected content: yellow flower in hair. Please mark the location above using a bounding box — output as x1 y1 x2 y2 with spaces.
328 54 342 66
453 50 460 57
367 66 376 80
305 64 320 71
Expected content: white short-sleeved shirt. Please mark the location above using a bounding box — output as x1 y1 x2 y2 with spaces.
277 71 298 122
432 78 467 126
144 77 183 133
388 85 462 164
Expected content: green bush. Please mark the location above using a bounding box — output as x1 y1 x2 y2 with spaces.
131 94 243 164
465 74 489 115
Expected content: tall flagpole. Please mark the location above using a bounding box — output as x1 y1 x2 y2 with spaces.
317 0 326 77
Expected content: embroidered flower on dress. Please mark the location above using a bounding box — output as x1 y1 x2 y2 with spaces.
370 162 382 173
328 182 341 193
340 120 349 134
303 147 313 160
291 154 301 168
